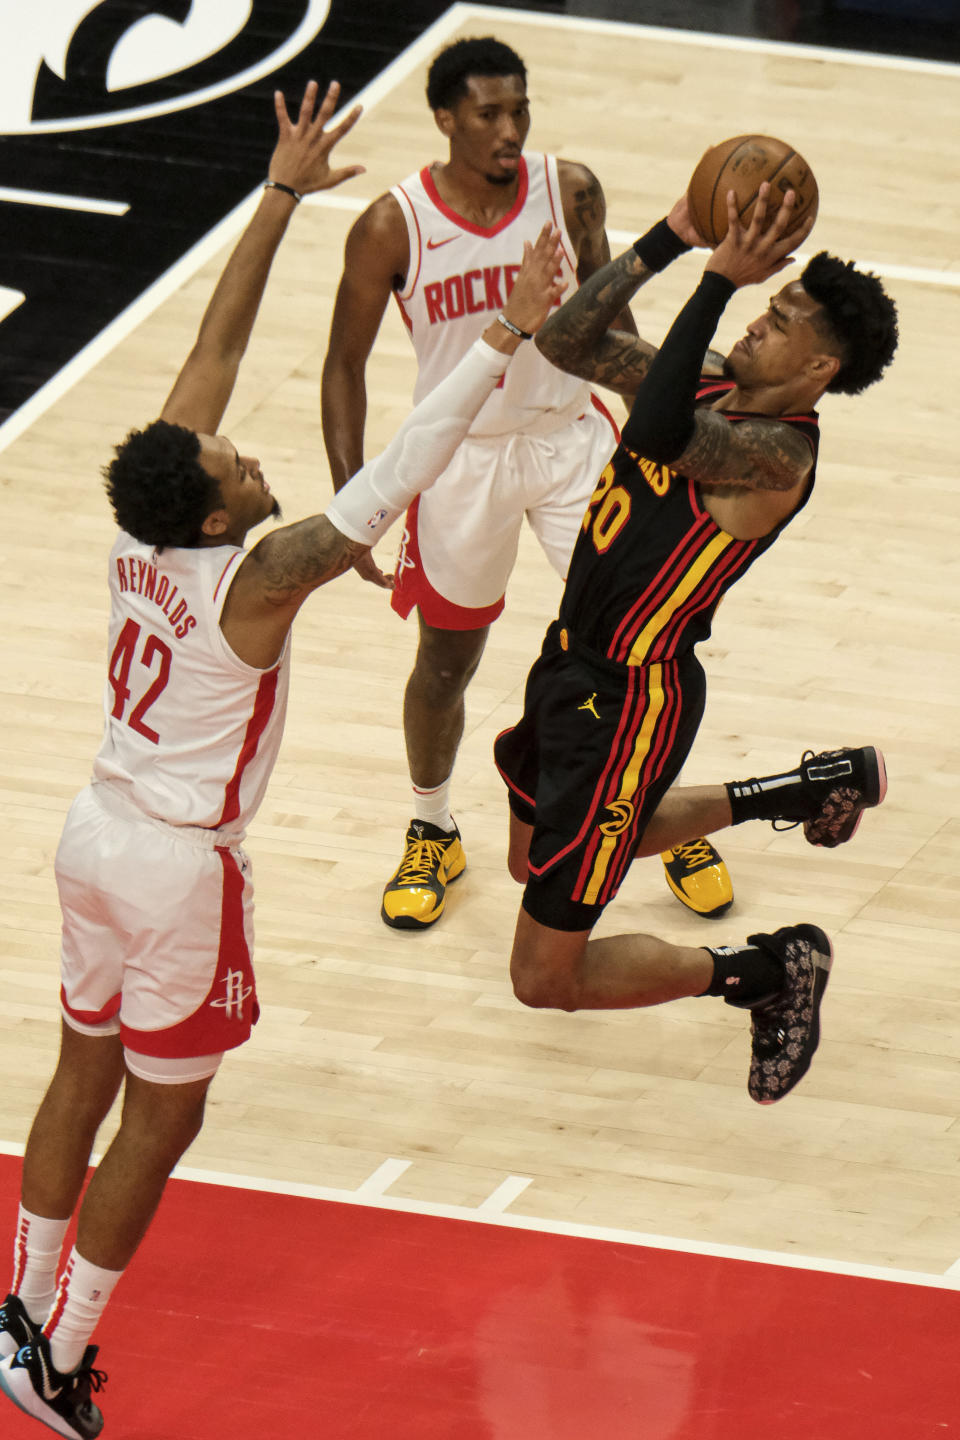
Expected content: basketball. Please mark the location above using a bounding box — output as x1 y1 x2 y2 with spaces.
686 135 818 246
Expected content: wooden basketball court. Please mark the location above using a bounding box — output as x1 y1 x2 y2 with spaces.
1 6 959 1432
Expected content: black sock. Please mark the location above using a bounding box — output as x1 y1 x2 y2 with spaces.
725 767 804 825
703 943 784 1007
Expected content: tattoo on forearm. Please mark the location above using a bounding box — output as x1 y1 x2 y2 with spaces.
254 519 362 604
537 248 658 391
681 413 811 492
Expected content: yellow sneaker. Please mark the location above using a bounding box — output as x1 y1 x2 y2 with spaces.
661 838 733 917
381 820 466 929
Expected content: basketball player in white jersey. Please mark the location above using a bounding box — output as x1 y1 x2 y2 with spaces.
0 81 567 1440
322 36 732 932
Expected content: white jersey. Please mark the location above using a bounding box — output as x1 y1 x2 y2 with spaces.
391 153 593 438
91 533 289 840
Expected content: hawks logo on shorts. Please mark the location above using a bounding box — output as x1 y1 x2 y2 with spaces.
598 800 635 837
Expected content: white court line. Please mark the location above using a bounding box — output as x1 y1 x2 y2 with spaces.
302 190 960 291
477 1174 533 1213
354 1157 412 1196
0 187 129 216
1 1 956 458
2 1138 953 1291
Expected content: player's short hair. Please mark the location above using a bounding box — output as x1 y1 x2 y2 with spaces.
103 419 222 548
426 36 527 111
800 252 899 396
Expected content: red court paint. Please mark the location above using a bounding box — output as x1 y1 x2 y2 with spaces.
1 1155 957 1438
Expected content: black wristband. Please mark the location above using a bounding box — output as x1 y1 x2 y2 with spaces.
265 179 302 203
632 218 692 273
496 312 532 341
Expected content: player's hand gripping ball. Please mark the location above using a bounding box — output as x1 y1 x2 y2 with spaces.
686 134 818 246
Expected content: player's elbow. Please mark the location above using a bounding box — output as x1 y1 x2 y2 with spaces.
534 324 564 368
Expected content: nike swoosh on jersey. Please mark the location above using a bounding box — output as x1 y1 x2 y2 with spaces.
426 235 460 249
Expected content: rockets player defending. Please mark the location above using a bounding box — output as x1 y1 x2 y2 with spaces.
0 83 565 1440
322 36 732 932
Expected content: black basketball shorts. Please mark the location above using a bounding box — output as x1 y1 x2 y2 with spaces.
494 623 706 931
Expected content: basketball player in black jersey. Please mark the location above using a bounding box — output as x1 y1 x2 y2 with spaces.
494 182 898 1104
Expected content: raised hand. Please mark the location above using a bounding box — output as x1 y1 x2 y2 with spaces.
705 182 816 289
665 191 704 249
269 80 366 197
501 223 568 335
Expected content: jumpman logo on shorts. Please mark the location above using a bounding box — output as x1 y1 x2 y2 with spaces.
578 692 600 719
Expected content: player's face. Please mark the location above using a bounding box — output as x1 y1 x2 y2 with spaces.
727 281 829 389
197 434 280 541
438 74 531 185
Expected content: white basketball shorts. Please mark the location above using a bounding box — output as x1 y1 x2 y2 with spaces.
391 395 618 629
56 784 258 1083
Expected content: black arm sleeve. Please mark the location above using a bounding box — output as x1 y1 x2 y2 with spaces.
621 271 737 463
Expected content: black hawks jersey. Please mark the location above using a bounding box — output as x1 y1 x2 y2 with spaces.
559 377 819 665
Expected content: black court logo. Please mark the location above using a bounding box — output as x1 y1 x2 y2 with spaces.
2 0 331 133
0 0 349 428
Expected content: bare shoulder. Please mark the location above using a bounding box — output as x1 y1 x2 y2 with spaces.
557 158 607 243
685 410 814 492
344 191 408 275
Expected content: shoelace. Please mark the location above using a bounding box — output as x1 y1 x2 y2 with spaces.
670 837 717 869
395 837 451 885
72 1356 108 1403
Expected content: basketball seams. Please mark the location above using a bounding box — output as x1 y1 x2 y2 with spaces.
734 148 797 223
690 134 816 245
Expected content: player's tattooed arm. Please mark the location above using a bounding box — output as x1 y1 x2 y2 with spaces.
536 247 659 396
680 411 813 492
703 347 728 376
559 161 640 341
247 517 368 606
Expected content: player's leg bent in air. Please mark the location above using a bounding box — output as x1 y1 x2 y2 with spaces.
495 631 885 1102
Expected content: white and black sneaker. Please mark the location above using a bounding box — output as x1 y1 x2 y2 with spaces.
0 1292 40 1360
742 924 833 1104
0 1334 106 1438
797 747 887 847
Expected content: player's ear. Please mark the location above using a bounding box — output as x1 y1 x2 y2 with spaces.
200 507 229 539
809 352 840 388
434 106 455 138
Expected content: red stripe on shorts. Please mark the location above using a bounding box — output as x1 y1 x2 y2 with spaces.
59 988 122 1027
120 849 258 1059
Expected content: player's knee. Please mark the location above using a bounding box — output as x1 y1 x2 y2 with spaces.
413 628 486 700
120 1080 209 1162
506 848 528 885
510 955 577 1012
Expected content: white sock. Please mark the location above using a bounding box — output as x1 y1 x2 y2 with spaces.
44 1248 123 1375
11 1207 70 1325
412 776 454 834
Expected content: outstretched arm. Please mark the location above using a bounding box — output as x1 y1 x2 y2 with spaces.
161 80 364 437
222 225 568 667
